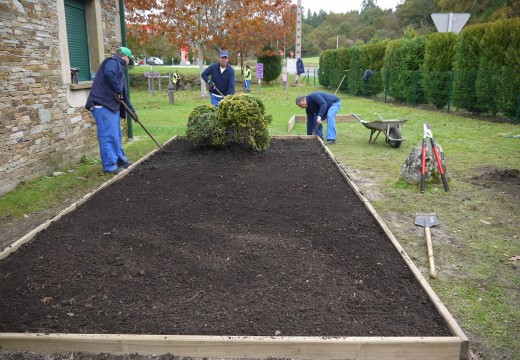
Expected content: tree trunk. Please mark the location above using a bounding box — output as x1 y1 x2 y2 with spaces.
197 43 207 98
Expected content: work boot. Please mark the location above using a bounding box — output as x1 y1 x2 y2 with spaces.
104 166 126 175
117 159 134 168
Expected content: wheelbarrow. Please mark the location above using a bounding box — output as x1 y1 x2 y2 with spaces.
351 113 407 148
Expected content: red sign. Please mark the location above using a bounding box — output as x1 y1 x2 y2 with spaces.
181 46 189 62
290 51 294 58
279 50 284 57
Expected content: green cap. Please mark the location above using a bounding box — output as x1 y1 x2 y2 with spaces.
118 47 134 65
119 46 133 58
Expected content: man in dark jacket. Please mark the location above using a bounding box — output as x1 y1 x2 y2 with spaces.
86 47 136 174
296 92 341 145
201 50 235 107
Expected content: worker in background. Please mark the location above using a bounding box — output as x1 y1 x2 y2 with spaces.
201 50 235 107
244 64 251 92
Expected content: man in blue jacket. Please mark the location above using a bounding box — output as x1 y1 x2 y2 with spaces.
86 47 136 174
296 92 341 145
201 50 235 107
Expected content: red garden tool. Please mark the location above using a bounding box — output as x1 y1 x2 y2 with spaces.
426 124 449 192
420 124 428 193
421 124 449 192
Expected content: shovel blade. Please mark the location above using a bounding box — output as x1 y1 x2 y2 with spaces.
415 213 439 228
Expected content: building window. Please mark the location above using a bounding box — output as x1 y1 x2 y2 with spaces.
64 0 92 81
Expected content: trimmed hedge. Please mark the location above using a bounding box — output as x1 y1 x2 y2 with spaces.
422 32 458 109
318 18 520 122
452 23 487 113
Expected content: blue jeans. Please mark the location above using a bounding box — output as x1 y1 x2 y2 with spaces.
306 101 341 141
210 93 224 107
92 107 128 172
244 79 251 91
325 101 341 141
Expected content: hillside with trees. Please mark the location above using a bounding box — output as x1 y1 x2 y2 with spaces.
301 0 519 56
126 0 518 62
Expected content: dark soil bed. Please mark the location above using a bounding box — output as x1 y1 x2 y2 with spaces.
0 138 451 338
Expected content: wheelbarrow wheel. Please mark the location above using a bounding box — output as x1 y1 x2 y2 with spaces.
388 127 402 148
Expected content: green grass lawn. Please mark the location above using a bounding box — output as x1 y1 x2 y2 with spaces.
1 78 519 359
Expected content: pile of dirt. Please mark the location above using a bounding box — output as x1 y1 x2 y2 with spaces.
469 167 520 197
0 139 451 357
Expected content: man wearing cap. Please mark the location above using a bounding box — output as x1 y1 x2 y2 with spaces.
295 92 341 145
86 47 136 174
201 50 235 107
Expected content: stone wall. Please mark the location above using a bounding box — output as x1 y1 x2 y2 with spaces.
0 0 121 195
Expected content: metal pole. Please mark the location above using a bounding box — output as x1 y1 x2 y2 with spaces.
515 94 520 125
119 0 133 138
447 70 454 114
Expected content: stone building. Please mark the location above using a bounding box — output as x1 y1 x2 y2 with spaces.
0 0 127 195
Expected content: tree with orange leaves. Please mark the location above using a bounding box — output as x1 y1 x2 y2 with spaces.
125 0 295 97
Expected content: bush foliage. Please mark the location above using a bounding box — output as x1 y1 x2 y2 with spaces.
256 45 282 84
186 95 272 151
318 19 520 121
422 32 458 109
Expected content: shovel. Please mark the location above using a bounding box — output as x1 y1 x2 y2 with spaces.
414 213 439 279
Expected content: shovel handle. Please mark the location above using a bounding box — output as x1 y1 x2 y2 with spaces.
424 227 437 279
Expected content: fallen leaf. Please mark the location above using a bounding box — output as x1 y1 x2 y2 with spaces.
508 255 520 262
23 214 30 219
41 296 52 304
479 220 491 225
67 312 75 317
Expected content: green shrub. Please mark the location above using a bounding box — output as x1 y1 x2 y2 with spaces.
187 104 216 126
362 41 387 96
383 35 427 104
336 48 350 92
319 50 336 88
185 105 223 146
422 32 458 109
477 19 514 115
256 45 282 84
217 94 271 151
452 23 487 114
348 46 365 96
185 96 271 151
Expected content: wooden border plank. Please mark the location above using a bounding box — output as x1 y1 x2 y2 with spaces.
287 114 356 133
0 333 462 359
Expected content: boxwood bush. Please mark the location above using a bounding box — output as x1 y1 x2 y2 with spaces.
186 95 272 151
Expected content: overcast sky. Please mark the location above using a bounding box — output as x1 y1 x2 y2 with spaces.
295 0 403 14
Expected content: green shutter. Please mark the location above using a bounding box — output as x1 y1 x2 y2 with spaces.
65 0 91 81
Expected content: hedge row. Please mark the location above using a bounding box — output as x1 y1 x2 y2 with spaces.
319 19 520 121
